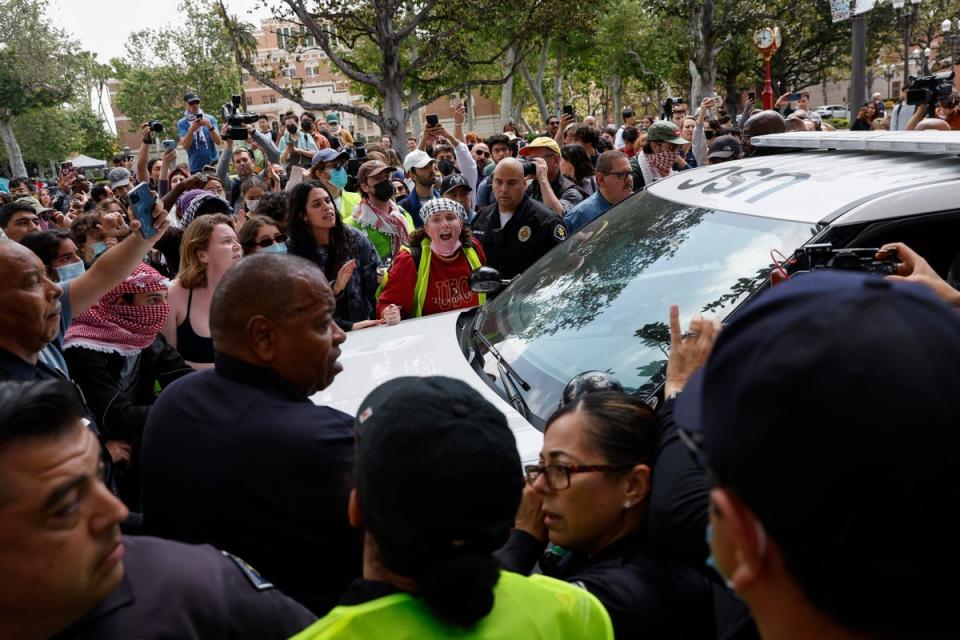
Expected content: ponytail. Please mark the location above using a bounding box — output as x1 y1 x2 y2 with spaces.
417 554 501 628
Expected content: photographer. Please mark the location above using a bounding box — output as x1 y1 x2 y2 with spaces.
216 124 280 212
278 113 318 173
176 92 222 174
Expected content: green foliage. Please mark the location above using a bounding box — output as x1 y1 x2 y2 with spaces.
0 0 81 120
113 0 241 134
0 106 118 168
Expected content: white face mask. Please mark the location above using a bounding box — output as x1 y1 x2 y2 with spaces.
245 199 260 212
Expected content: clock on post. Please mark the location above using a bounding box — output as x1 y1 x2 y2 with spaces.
753 27 781 110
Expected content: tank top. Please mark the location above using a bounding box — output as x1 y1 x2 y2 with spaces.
176 288 214 364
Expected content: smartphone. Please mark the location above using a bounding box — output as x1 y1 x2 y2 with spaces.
562 104 574 118
59 161 73 176
127 182 158 239
748 91 756 102
426 113 439 127
788 92 802 102
162 139 176 152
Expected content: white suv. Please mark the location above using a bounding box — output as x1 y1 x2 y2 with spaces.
314 131 960 463
816 105 851 120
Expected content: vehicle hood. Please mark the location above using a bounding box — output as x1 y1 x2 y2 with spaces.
311 311 543 464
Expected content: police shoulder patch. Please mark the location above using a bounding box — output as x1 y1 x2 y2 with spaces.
553 224 567 241
222 551 274 591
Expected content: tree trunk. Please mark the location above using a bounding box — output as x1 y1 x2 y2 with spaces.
465 83 476 132
0 119 27 178
552 42 564 115
500 46 516 129
822 76 829 105
687 0 717 107
611 75 623 126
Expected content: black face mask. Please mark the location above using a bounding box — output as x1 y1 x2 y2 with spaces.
372 180 396 202
286 124 298 134
437 159 456 176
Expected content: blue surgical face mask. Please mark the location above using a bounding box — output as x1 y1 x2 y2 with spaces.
329 166 348 189
91 241 107 257
56 260 85 283
259 241 287 255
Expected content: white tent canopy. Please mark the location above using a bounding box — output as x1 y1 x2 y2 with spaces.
69 154 106 169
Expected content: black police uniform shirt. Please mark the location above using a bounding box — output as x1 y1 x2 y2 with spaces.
497 528 714 640
471 193 567 280
52 535 316 639
140 353 361 616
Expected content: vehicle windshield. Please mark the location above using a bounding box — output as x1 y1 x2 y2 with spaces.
475 191 815 423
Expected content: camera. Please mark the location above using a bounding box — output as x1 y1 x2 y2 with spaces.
221 95 260 140
148 120 164 133
906 70 955 116
519 159 538 178
791 243 899 276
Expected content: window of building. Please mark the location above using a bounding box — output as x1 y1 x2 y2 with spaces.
284 66 297 78
264 95 277 104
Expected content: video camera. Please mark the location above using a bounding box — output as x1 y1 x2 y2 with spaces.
221 95 260 141
790 243 899 276
906 70 956 117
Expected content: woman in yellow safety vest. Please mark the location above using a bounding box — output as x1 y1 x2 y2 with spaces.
376 198 486 322
289 376 614 640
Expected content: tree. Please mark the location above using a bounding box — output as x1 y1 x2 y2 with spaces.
113 0 240 136
230 0 576 150
0 0 80 177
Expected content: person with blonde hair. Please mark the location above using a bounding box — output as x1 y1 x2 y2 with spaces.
161 214 241 368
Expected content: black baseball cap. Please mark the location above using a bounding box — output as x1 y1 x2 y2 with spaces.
440 173 472 196
184 91 201 103
706 135 741 160
675 271 960 632
354 377 522 566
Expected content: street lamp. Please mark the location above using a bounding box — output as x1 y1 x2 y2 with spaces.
942 18 960 68
882 62 897 97
893 0 922 87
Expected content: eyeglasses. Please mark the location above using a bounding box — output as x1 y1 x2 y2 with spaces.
547 121 559 126
524 463 637 491
474 150 490 157
247 233 286 249
600 170 632 181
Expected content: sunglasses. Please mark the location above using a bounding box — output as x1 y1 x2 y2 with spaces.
247 233 286 249
474 150 491 157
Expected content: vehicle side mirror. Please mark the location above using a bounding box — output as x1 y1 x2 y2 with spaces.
469 266 507 294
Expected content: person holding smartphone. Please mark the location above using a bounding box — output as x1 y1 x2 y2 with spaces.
177 91 222 174
775 90 810 117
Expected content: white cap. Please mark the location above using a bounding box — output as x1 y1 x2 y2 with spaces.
403 149 434 173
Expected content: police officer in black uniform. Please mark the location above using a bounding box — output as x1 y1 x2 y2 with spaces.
0 379 316 640
56 536 317 639
471 158 567 280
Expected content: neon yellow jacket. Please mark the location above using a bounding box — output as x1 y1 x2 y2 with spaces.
289 570 614 640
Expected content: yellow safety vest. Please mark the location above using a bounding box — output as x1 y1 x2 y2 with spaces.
289 570 614 640
377 238 486 317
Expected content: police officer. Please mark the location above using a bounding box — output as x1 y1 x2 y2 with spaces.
0 379 316 640
471 158 567 280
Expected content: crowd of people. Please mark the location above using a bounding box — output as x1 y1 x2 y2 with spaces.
1 83 959 639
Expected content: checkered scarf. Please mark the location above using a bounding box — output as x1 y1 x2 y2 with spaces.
64 264 170 355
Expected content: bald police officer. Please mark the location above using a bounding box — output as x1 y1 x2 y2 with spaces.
471 158 567 280
0 379 316 640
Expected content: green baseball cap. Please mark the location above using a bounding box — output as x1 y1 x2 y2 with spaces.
646 120 688 145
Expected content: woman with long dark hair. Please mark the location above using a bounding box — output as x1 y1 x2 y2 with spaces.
850 102 878 131
560 144 597 195
286 181 383 328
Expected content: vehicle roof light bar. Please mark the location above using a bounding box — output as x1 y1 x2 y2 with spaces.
751 131 960 154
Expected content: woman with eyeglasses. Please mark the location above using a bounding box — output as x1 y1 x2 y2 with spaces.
497 388 714 639
238 215 286 256
287 181 384 330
